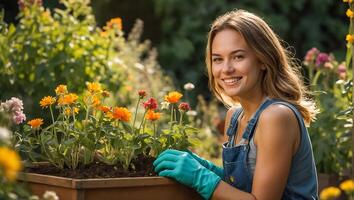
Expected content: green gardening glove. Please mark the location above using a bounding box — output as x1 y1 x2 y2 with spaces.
186 150 224 179
153 149 221 200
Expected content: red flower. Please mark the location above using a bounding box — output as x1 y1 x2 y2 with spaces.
178 102 191 112
143 98 158 110
138 90 147 99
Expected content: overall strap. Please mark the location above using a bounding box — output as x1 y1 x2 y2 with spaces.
226 107 243 147
242 99 277 140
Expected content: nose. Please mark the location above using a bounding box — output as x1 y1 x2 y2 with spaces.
222 59 235 74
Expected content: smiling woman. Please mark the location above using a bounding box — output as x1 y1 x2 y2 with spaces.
153 9 319 200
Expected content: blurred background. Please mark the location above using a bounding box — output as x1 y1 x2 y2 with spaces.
0 0 348 103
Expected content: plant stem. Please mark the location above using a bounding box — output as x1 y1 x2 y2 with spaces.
138 110 148 132
132 98 141 134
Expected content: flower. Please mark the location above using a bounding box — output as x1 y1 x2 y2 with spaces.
346 34 354 43
343 0 353 2
138 90 147 99
40 96 56 108
0 147 22 181
98 105 111 113
64 107 79 116
102 90 110 97
143 97 158 110
340 179 354 193
111 107 131 122
42 191 59 200
186 110 198 117
178 102 191 112
160 101 170 110
1 97 26 125
346 9 354 18
320 186 341 200
304 47 320 65
183 83 195 91
165 91 183 103
337 62 347 80
57 93 78 105
145 110 161 121
104 17 123 31
55 85 67 95
87 82 102 94
315 53 330 67
27 118 44 129
0 127 11 143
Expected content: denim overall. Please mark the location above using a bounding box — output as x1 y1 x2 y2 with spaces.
222 99 318 199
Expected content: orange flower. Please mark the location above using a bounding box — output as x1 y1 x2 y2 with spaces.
111 107 131 122
87 82 102 94
165 91 183 103
27 118 44 129
145 110 161 121
104 17 122 31
40 96 56 108
99 105 111 113
92 96 101 107
55 85 68 95
58 93 78 105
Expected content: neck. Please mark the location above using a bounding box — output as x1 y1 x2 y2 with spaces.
237 93 267 121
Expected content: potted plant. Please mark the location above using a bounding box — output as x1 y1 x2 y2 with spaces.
15 83 202 200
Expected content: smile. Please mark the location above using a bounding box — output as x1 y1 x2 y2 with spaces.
222 77 243 85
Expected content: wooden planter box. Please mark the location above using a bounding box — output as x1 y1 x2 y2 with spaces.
18 172 202 200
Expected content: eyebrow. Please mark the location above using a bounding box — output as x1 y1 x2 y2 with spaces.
211 49 246 56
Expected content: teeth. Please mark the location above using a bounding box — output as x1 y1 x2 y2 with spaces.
223 77 242 84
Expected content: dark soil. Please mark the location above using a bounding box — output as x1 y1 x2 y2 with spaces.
24 154 157 179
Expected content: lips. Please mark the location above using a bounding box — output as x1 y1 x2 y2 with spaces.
222 77 243 85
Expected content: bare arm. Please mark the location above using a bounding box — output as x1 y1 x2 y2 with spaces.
212 104 300 200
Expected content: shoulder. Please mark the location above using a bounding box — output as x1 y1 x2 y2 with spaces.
255 104 299 152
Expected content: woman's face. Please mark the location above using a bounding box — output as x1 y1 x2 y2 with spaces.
211 29 265 100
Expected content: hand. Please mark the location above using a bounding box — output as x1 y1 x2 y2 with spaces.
153 149 221 200
186 150 224 179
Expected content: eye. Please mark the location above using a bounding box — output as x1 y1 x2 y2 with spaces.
212 57 223 64
233 55 244 60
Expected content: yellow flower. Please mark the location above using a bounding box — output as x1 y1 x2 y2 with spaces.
343 0 353 3
164 91 183 103
145 110 162 121
346 34 354 43
39 96 56 108
64 107 79 116
0 147 22 181
55 85 68 95
320 186 341 200
346 9 354 18
27 118 44 129
87 82 102 94
58 93 78 105
340 179 354 193
111 107 131 122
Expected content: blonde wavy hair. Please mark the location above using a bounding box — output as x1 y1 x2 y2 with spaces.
205 9 318 125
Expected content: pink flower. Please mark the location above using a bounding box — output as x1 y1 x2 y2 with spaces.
178 102 191 112
13 111 26 125
143 98 158 110
315 53 330 67
304 48 320 64
337 63 347 80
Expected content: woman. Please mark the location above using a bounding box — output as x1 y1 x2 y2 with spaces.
153 9 318 200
